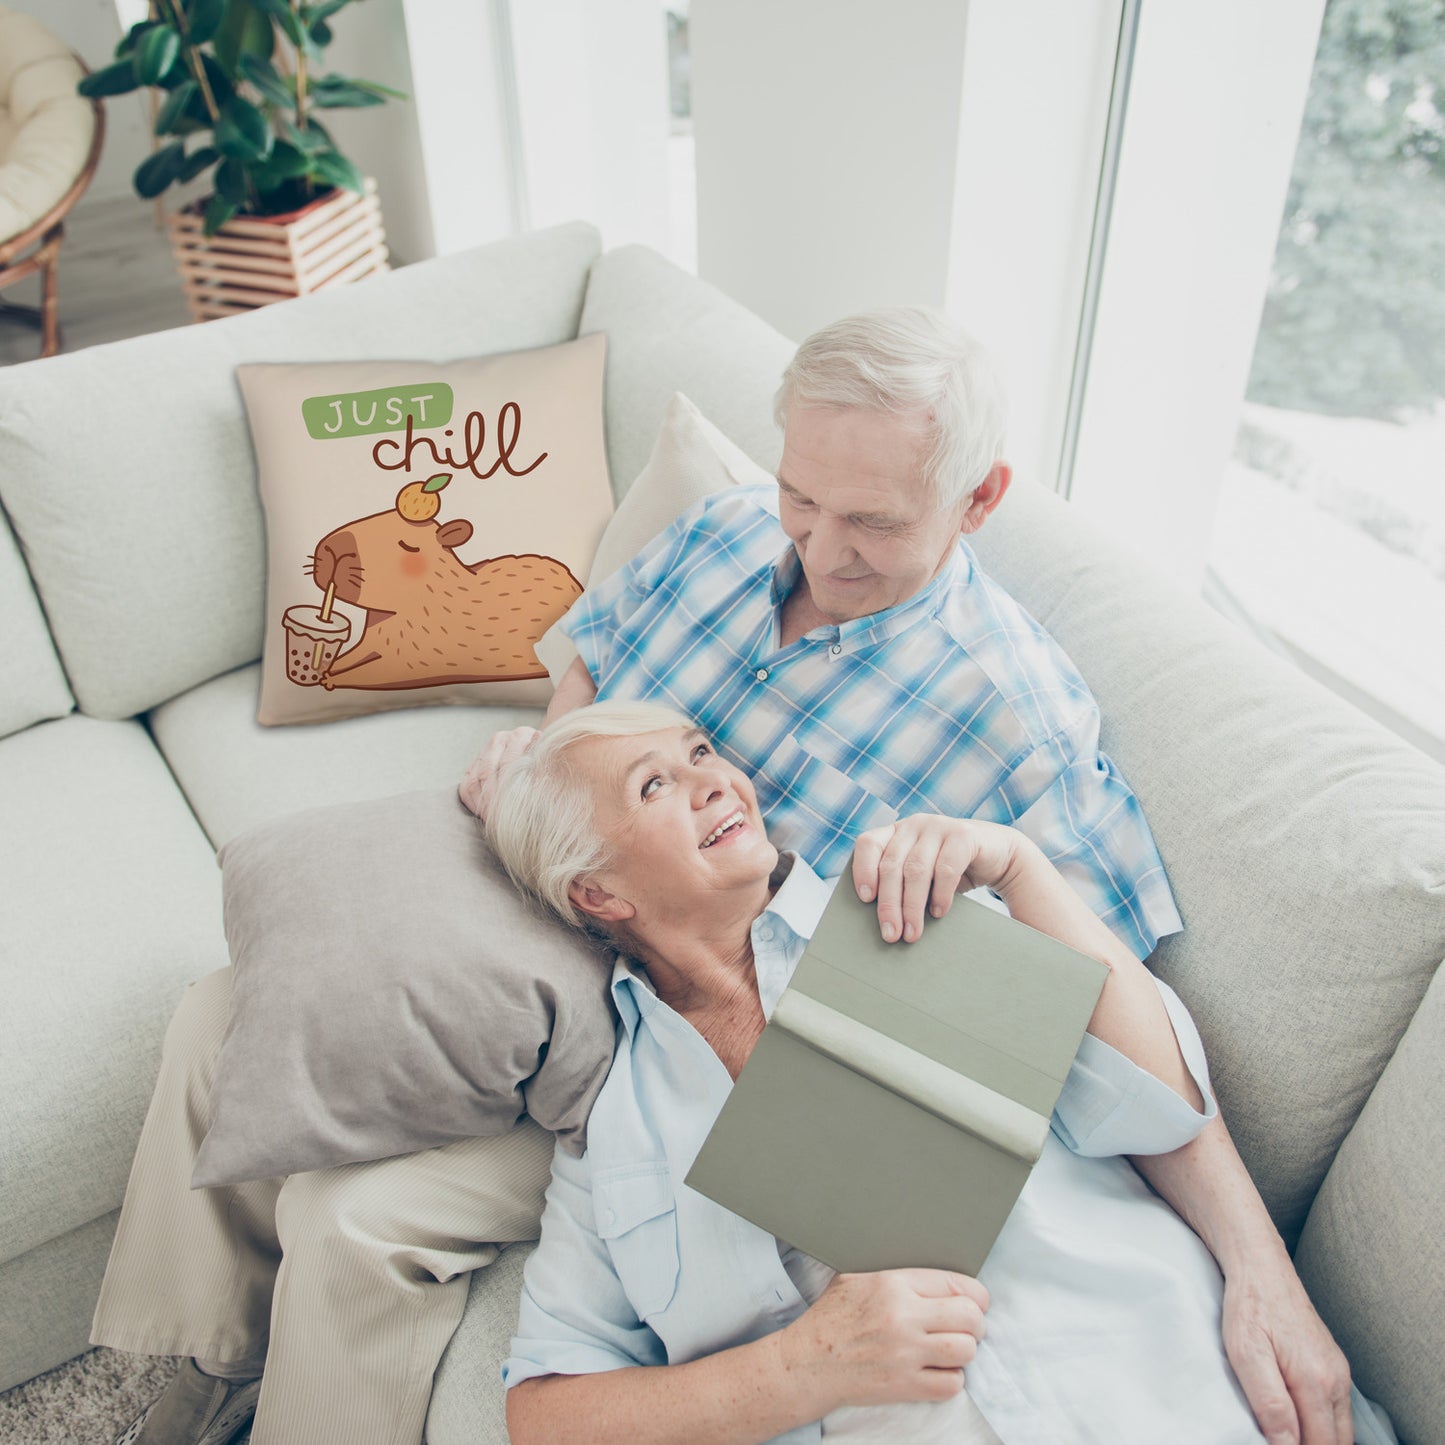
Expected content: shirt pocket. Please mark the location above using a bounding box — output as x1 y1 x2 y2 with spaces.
593 1163 681 1321
758 732 898 867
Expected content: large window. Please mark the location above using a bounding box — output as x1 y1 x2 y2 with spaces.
1206 0 1445 757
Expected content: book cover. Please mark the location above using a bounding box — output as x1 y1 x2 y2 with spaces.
684 885 1109 1275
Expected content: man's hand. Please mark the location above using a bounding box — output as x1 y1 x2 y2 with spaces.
1221 1262 1353 1445
458 726 540 821
851 814 1025 943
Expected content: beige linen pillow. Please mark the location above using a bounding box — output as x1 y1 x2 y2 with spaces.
239 334 613 725
534 391 773 684
193 788 618 1188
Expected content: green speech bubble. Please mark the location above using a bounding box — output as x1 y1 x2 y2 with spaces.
302 383 454 440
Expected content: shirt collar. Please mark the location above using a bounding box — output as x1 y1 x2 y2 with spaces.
609 851 835 1037
767 542 973 650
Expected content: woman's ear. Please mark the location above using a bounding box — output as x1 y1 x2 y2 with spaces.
567 879 635 924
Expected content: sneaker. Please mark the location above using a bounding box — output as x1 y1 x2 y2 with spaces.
112 1359 262 1445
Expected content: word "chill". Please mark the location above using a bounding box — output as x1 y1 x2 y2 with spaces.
372 403 547 480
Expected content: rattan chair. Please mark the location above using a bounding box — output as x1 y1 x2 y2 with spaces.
0 7 104 359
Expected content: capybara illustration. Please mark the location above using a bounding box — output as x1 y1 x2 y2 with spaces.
308 475 583 690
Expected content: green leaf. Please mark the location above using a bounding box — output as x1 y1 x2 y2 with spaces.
248 0 306 45
265 139 312 178
115 20 156 59
133 142 186 199
203 192 239 235
302 0 352 23
309 148 363 194
215 95 274 160
186 0 227 47
423 473 452 492
154 79 199 134
309 75 384 109
350 78 408 101
178 145 220 182
134 25 181 86
214 0 275 76
239 52 295 107
281 115 332 153
199 52 236 107
80 59 142 98
308 18 332 47
215 156 250 204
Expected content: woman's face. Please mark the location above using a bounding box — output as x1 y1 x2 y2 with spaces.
567 726 778 926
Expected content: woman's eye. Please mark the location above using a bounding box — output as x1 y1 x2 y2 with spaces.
692 743 712 760
641 774 663 799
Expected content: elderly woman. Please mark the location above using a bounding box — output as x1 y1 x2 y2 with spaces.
484 700 1293 1445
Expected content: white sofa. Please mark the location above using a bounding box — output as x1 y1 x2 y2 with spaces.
1 222 1441 1444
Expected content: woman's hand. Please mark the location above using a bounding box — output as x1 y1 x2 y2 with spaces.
779 1269 989 1412
458 726 540 821
852 815 1028 943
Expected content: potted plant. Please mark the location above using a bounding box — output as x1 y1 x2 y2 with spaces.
79 0 404 319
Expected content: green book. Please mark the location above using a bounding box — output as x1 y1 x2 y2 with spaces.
684 886 1110 1276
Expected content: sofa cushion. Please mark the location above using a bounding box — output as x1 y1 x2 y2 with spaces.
239 336 613 726
195 790 615 1187
580 244 795 499
0 504 71 738
0 715 227 1267
427 1242 535 1445
1295 959 1445 1445
148 662 541 849
0 222 601 722
967 479 1445 1244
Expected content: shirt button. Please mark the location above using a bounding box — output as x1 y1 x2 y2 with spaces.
830 644 842 655
755 668 769 681
756 924 773 943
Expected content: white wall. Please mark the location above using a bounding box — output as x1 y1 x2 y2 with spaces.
689 0 972 342
509 0 671 253
946 0 1121 495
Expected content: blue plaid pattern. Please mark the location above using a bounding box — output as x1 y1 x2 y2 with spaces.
562 485 1181 959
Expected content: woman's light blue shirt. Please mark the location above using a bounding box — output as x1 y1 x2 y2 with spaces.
503 857 1268 1443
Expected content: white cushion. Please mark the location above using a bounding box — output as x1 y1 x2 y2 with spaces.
0 714 227 1266
0 506 71 738
148 662 542 849
580 244 794 499
0 222 602 721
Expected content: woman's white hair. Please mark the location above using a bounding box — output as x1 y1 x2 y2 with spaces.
486 699 697 932
774 307 1007 511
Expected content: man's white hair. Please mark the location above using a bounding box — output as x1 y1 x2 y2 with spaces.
774 307 1008 511
487 700 696 931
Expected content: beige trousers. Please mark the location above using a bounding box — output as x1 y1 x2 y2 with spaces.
91 968 555 1445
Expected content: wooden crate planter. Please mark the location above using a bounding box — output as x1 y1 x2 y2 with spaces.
166 179 389 322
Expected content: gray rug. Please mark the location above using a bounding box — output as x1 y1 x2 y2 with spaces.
0 1350 230 1445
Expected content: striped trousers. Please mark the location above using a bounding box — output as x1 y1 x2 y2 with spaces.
91 968 554 1445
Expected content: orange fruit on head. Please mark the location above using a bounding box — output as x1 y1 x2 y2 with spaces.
396 472 452 522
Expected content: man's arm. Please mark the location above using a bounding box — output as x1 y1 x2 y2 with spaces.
1131 1120 1353 1445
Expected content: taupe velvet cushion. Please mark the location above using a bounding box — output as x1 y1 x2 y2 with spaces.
193 788 617 1187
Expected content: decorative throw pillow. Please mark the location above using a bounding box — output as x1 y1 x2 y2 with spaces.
239 334 613 725
534 391 773 684
192 788 618 1188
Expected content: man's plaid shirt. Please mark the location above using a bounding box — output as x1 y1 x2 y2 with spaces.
561 485 1181 960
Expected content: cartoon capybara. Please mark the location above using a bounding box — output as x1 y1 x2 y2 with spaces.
309 474 583 690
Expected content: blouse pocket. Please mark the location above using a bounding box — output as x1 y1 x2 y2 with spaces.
593 1163 681 1321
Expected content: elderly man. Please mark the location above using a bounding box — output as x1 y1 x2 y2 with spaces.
462 309 1353 1445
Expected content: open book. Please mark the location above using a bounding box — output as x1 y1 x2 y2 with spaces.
685 884 1109 1275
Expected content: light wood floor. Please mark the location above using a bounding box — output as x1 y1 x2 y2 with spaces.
0 194 193 366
